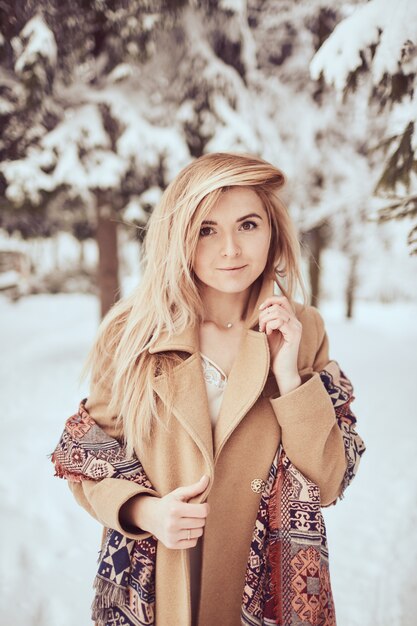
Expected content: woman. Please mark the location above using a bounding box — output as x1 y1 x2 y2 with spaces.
52 152 365 626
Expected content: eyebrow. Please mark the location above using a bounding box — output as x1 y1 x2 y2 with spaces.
201 212 264 225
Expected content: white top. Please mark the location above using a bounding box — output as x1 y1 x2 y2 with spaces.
200 352 228 427
189 353 227 625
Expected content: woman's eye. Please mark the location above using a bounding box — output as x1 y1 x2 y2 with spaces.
200 220 258 237
240 220 257 231
199 226 214 237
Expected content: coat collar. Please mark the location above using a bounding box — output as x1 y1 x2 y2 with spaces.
149 274 275 468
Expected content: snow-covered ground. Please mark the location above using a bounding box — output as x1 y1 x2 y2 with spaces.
0 293 416 626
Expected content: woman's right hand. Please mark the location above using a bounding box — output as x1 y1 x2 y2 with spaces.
121 475 210 549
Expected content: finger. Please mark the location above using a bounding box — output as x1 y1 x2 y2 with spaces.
259 313 279 333
172 501 210 518
261 303 291 318
173 475 209 501
175 536 199 548
259 303 283 321
259 305 292 331
180 517 207 529
180 527 204 541
264 318 288 336
259 306 289 332
259 296 293 315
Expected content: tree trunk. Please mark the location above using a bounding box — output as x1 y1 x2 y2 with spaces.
53 234 60 271
78 240 85 270
96 203 120 319
305 224 327 308
345 252 358 319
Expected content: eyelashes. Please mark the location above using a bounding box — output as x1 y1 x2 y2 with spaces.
199 220 258 238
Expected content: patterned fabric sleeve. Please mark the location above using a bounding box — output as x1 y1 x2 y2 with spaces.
51 399 157 626
51 398 153 488
318 360 366 507
241 359 366 626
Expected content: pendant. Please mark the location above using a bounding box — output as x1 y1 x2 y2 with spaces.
226 322 233 328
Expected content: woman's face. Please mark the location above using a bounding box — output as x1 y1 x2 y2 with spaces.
193 186 271 295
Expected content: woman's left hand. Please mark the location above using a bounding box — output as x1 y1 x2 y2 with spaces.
258 295 302 389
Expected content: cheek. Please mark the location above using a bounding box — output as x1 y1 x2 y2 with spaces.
252 230 271 260
193 243 210 276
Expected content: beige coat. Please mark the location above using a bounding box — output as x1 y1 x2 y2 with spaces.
70 275 347 626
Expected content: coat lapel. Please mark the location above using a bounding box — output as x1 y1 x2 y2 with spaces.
149 275 275 466
151 350 215 468
213 328 270 463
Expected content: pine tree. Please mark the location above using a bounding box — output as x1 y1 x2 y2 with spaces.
1 0 392 316
310 0 417 255
0 0 190 316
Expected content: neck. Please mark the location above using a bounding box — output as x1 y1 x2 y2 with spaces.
199 284 253 328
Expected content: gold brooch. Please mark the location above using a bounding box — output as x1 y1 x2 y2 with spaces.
250 478 266 493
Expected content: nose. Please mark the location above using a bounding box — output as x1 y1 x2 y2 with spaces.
220 233 241 257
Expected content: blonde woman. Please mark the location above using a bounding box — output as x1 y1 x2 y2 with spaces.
53 152 365 626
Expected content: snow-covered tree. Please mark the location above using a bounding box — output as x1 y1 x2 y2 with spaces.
310 0 417 255
1 0 402 317
0 1 191 316
244 0 378 313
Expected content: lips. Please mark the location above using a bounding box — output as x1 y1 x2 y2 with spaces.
218 265 247 271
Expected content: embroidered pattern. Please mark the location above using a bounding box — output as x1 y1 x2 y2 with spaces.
318 362 366 503
51 359 365 626
240 360 366 626
95 531 156 625
50 400 157 626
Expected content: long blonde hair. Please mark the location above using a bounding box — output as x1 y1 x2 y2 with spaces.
82 152 308 457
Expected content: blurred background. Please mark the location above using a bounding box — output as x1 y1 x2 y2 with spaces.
0 1 416 625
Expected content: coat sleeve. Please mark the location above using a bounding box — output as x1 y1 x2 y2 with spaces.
68 358 160 541
268 306 348 506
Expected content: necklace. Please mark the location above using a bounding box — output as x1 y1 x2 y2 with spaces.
204 317 241 329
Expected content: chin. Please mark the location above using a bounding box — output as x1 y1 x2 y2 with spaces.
212 277 259 294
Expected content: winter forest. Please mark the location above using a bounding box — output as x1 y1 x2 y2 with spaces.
0 0 416 625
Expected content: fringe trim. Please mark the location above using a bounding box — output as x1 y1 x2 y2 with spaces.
49 452 93 482
91 576 128 625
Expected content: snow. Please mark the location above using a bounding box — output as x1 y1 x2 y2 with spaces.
206 93 262 152
108 63 135 82
340 219 417 302
4 0 412 262
123 196 149 223
123 187 163 223
1 290 416 625
0 91 191 202
1 157 57 205
0 269 21 289
1 5 417 619
179 6 262 152
310 0 417 89
142 14 159 32
308 0 417 196
108 97 190 181
14 14 57 74
220 0 246 13
319 298 417 626
310 1 380 92
139 186 163 207
0 103 128 202
45 106 110 151
43 105 130 191
372 0 417 82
